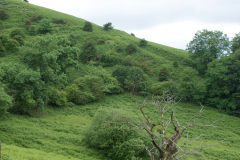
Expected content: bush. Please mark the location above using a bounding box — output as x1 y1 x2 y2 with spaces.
115 45 123 53
10 29 25 46
0 10 9 20
113 66 149 94
52 19 66 24
38 19 52 34
48 88 67 107
103 22 113 31
139 39 147 47
29 15 43 22
97 39 105 45
158 68 169 81
83 21 93 32
173 61 179 68
151 81 176 95
84 108 146 160
80 41 97 63
0 87 12 118
126 44 137 54
100 53 122 67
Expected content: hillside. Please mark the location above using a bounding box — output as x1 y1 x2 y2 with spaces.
0 0 240 160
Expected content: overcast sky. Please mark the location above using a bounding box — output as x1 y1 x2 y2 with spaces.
30 0 240 49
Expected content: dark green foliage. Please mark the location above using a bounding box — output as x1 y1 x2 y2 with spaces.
100 53 122 67
125 44 137 54
113 66 149 94
176 69 206 102
38 19 52 34
10 29 25 46
0 87 12 117
0 10 9 20
0 35 19 53
0 64 47 114
65 76 104 105
206 50 240 115
52 19 66 25
173 61 179 68
115 45 123 53
29 15 43 22
97 39 105 45
231 33 240 53
80 41 97 63
48 88 67 107
103 22 113 31
151 81 176 95
187 29 230 74
130 33 135 37
82 21 93 32
158 68 169 81
84 108 146 160
139 39 147 47
23 0 29 2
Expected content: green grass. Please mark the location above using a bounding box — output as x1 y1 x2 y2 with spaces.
0 0 240 159
0 94 240 160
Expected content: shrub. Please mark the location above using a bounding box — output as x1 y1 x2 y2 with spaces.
158 68 169 81
65 84 95 105
0 10 9 20
4 39 19 52
38 19 52 34
0 87 12 117
10 29 25 46
151 81 176 95
100 53 122 67
97 39 105 45
139 39 147 47
80 41 97 63
48 88 67 107
84 108 146 160
52 19 66 24
113 66 149 94
83 21 93 32
115 45 123 53
103 22 113 31
173 61 179 68
29 15 43 22
125 44 137 54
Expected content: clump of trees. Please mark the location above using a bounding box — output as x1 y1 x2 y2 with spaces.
139 39 148 47
0 10 9 20
125 44 137 54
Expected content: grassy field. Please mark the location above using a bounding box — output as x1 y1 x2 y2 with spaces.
1 94 240 160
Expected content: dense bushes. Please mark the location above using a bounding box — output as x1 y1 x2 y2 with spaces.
0 87 12 117
84 108 146 160
80 41 97 63
206 50 240 115
0 35 19 56
0 10 9 20
125 44 137 54
139 39 147 47
151 81 176 95
158 68 169 81
113 66 149 94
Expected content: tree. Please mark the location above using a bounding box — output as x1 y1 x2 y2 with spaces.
134 93 222 160
231 33 240 53
103 22 113 31
206 50 240 115
125 44 137 54
83 21 93 32
187 29 230 74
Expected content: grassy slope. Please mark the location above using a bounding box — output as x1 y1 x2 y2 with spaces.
1 94 240 160
0 0 240 160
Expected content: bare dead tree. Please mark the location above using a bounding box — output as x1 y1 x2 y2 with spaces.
133 92 223 160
